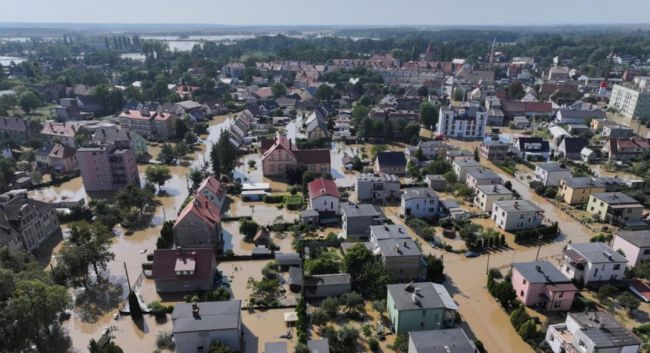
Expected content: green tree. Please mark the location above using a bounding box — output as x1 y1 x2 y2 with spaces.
419 101 439 128
305 251 341 275
321 296 340 319
391 334 409 353
343 243 388 298
19 90 42 113
157 220 175 249
0 157 16 192
210 143 221 177
509 304 529 330
158 143 176 164
517 319 538 341
618 292 640 314
311 308 329 326
89 337 124 353
175 119 189 139
239 219 259 241
271 82 287 98
145 165 172 191
596 284 616 304
216 132 237 176
425 255 445 283
507 81 525 99
315 84 334 101
189 168 204 190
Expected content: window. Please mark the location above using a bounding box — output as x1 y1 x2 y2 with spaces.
523 279 527 285
554 301 561 308
520 290 524 296
613 264 621 270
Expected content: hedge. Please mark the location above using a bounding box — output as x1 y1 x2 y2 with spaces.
264 195 285 204
513 222 559 244
284 195 303 210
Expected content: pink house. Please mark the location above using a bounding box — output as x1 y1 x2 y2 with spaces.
612 230 650 267
511 261 577 311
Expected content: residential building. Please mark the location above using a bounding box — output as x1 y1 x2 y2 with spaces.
612 230 650 267
401 187 439 218
172 300 242 353
0 117 28 143
195 176 227 210
408 329 477 353
405 140 450 160
534 163 573 187
91 126 148 158
174 194 223 250
546 312 641 353
261 134 330 177
77 143 140 192
0 191 60 252
474 184 514 213
436 104 487 140
547 66 570 81
306 115 329 140
558 137 589 160
222 62 246 78
492 200 544 231
118 108 177 140
512 116 531 129
561 242 627 285
151 248 216 293
511 261 577 311
479 140 510 162
601 125 634 139
465 168 502 189
370 225 425 281
602 138 650 161
387 282 458 334
307 339 330 353
355 173 401 203
40 121 82 147
566 124 591 137
35 143 78 173
374 152 407 175
265 342 287 353
341 203 385 239
555 109 607 125
289 267 352 299
500 100 553 120
424 174 449 191
559 177 606 205
586 192 644 227
307 178 340 214
511 137 550 161
452 158 481 181
609 82 650 121
581 148 597 163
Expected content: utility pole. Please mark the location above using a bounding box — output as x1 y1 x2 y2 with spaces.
124 262 132 293
485 252 491 274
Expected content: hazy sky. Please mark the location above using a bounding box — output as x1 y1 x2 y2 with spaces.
2 0 650 26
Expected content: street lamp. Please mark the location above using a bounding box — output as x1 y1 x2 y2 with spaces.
535 230 544 261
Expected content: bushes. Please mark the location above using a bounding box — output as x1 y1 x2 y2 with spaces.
284 195 303 210
513 223 559 244
156 332 174 350
406 218 436 241
264 195 284 204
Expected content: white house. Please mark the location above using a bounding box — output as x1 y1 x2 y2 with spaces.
437 104 488 140
534 162 573 187
452 158 481 181
172 301 242 353
561 242 627 285
401 187 439 218
545 312 641 353
492 200 544 231
307 178 340 214
465 167 502 189
474 184 514 213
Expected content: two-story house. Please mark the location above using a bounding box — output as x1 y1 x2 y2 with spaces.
369 225 425 281
512 261 577 311
612 230 650 268
355 173 401 203
561 242 627 285
151 248 216 293
452 158 481 181
341 203 386 239
545 312 641 353
492 200 544 231
172 301 242 353
387 282 458 334
195 176 226 209
400 187 439 218
173 194 223 251
374 152 407 175
534 162 573 187
465 167 502 189
307 178 340 214
558 177 606 205
474 184 514 213
586 192 644 227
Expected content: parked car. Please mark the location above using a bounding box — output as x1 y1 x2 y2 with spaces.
464 251 480 258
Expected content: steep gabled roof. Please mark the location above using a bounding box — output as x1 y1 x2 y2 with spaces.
174 194 221 229
308 178 339 199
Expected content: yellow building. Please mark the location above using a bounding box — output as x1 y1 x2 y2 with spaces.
559 177 606 205
587 192 644 226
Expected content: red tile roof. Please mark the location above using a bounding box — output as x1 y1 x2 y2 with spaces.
175 194 221 229
41 121 79 138
501 99 552 114
197 176 225 201
151 248 214 281
118 109 174 121
308 178 340 199
294 150 330 165
48 143 76 159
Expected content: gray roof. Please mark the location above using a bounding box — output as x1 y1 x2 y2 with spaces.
356 173 400 183
615 230 650 248
265 342 288 353
475 184 513 195
536 162 569 172
308 339 330 353
493 200 543 213
409 329 476 353
512 261 571 284
425 174 447 182
569 242 627 264
590 192 641 206
453 159 481 168
466 168 501 181
569 312 641 348
370 224 410 240
341 203 382 218
387 282 458 311
304 273 351 286
439 199 459 209
402 187 438 201
377 238 422 257
172 300 241 333
275 252 301 266
562 177 605 189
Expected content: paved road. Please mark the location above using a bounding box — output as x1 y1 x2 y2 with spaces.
384 143 596 353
